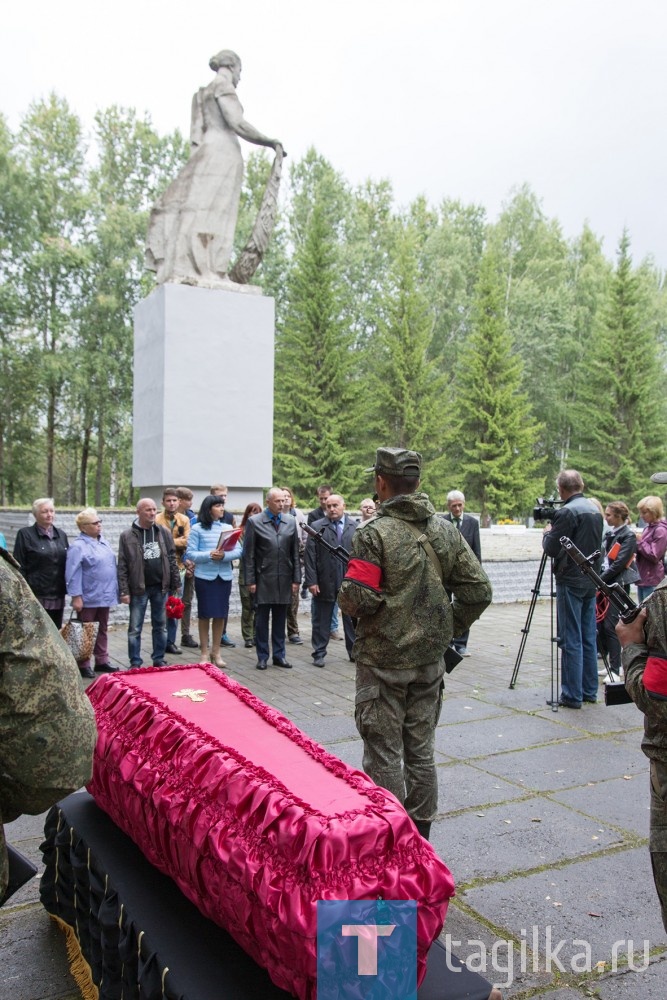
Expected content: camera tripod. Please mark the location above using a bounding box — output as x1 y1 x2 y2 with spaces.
509 551 562 712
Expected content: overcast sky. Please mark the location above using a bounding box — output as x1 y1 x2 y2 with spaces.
3 0 665 268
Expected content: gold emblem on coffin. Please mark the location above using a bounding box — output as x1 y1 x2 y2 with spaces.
172 688 208 703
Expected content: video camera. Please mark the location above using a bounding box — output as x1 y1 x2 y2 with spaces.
533 495 563 522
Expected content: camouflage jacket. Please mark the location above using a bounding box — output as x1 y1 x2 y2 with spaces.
0 548 97 900
338 492 492 669
623 578 667 763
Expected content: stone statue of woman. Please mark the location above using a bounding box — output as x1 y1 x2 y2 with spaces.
146 50 284 287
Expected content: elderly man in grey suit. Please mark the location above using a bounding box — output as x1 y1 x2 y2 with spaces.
243 487 301 670
443 489 482 656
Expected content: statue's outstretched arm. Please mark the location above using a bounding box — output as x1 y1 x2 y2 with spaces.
217 94 285 153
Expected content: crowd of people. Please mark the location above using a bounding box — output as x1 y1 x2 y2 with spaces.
5 462 667 932
541 472 667 708
7 478 665 689
3 486 376 678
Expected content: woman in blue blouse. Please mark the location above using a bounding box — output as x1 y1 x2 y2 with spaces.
185 495 242 668
65 508 119 679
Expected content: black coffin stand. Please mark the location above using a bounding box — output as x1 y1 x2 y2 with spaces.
40 793 496 1000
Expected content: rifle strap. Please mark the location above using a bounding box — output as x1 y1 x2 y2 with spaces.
404 521 443 584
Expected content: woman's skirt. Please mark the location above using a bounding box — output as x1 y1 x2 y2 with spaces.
194 576 232 619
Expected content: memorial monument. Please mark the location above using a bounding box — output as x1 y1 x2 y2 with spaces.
133 49 284 508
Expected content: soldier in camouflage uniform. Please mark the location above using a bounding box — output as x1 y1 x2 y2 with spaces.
338 448 492 839
617 576 667 932
0 547 97 901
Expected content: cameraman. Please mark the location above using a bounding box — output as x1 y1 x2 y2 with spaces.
542 470 603 708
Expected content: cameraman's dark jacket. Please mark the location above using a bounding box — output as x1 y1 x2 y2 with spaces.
542 493 603 593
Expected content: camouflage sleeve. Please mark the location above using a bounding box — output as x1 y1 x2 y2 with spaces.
439 528 492 635
338 523 385 618
623 586 667 716
622 643 667 716
0 554 97 823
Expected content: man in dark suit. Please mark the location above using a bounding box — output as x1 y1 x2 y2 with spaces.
443 490 482 656
242 487 301 670
304 494 356 667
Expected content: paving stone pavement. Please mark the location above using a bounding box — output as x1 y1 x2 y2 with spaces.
2 601 666 999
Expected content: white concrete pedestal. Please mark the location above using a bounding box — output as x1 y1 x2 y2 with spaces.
133 283 274 509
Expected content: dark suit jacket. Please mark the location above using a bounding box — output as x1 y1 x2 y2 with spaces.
242 511 301 605
307 506 328 526
443 512 482 563
303 515 357 602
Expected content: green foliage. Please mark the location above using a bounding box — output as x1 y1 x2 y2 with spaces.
421 198 487 367
364 223 449 497
1 93 665 520
446 247 544 521
0 99 187 505
573 232 667 502
273 201 363 504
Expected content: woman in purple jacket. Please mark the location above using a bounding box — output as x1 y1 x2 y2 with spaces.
635 495 667 602
65 508 120 679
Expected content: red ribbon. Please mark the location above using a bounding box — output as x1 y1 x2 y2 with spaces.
644 655 667 699
344 558 383 591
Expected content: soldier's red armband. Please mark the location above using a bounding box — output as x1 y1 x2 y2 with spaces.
344 558 382 592
644 654 667 700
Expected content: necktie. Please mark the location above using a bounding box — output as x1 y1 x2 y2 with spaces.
455 518 462 531
336 520 343 542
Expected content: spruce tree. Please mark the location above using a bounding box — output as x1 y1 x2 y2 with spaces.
573 231 667 500
365 223 449 497
273 201 362 502
447 246 544 522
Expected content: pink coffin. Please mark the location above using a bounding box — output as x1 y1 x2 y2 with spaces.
87 664 455 999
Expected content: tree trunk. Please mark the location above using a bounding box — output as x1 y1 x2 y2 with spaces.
109 456 117 508
45 281 57 497
80 425 91 505
95 415 104 507
46 386 56 496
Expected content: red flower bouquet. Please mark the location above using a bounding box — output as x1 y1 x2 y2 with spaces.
165 596 185 620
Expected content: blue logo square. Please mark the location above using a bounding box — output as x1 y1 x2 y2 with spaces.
317 899 417 999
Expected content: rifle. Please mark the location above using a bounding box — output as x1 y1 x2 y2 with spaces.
300 521 349 565
559 536 646 705
301 522 463 674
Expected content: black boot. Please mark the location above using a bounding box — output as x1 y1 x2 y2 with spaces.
414 820 431 841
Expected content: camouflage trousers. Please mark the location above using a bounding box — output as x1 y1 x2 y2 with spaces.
650 760 667 933
354 658 445 824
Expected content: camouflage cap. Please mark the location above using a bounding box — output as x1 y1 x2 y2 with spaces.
651 471 667 484
364 447 422 477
